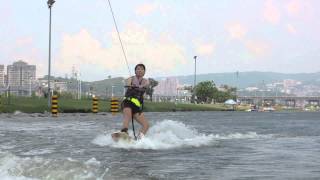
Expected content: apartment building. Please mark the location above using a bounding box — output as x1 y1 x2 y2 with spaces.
7 60 36 95
0 65 4 87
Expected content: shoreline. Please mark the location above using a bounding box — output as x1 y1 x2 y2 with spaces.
0 97 318 113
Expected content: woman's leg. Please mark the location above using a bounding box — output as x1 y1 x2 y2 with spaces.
133 113 149 135
122 107 132 132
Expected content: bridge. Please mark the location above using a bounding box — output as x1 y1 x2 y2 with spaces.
238 96 320 107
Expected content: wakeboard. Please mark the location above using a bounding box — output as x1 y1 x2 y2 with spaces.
111 132 133 142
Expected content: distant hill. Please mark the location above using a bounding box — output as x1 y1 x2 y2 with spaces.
170 72 320 88
40 76 126 97
88 77 125 97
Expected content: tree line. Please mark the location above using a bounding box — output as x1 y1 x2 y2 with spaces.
146 79 236 104
193 81 236 104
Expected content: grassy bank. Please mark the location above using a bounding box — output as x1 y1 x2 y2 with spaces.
0 97 236 113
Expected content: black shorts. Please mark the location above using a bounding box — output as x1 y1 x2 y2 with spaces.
121 99 142 114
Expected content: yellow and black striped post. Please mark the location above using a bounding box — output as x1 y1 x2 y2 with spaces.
92 97 99 113
51 95 58 117
110 97 119 115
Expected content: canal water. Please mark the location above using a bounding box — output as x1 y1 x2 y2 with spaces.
0 111 319 179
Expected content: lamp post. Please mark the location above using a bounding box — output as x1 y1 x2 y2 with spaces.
193 56 197 103
77 71 81 100
79 77 81 100
193 56 197 88
47 0 55 107
236 71 239 101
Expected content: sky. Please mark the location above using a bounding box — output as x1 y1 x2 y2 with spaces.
0 0 319 81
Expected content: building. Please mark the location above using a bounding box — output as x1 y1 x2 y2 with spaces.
54 81 68 93
7 60 36 96
154 77 179 96
0 65 4 87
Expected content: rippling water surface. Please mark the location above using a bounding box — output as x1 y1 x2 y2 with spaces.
0 111 319 179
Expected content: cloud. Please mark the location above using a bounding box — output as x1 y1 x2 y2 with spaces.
135 3 158 16
285 0 314 20
55 23 187 78
263 0 281 24
286 23 297 35
16 37 34 47
111 23 188 75
193 40 215 57
0 2 12 22
286 0 301 16
11 47 46 78
56 29 123 76
225 22 248 40
1 36 46 78
245 40 271 58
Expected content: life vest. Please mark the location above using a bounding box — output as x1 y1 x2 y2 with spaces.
124 76 146 108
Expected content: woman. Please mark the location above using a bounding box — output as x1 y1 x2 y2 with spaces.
120 63 149 139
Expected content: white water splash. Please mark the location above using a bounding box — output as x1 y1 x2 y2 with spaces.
93 120 213 150
93 120 273 150
0 151 107 180
212 132 273 140
0 152 38 180
13 111 23 116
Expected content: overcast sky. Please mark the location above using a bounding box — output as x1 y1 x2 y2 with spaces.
0 0 319 81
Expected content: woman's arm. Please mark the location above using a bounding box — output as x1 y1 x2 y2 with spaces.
125 77 132 86
140 78 149 89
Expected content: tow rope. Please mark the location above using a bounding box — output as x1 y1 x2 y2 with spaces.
106 0 137 139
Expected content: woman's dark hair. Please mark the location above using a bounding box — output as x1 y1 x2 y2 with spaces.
135 63 146 71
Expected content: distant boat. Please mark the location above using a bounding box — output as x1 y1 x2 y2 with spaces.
224 99 237 111
262 107 275 112
224 99 237 105
247 104 258 112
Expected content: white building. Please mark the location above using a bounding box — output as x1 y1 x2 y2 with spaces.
245 87 259 92
7 60 36 96
0 65 4 87
154 77 179 96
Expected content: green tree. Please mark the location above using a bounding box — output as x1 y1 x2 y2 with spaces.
212 85 237 103
213 91 228 103
146 78 159 101
194 81 218 103
183 85 193 91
